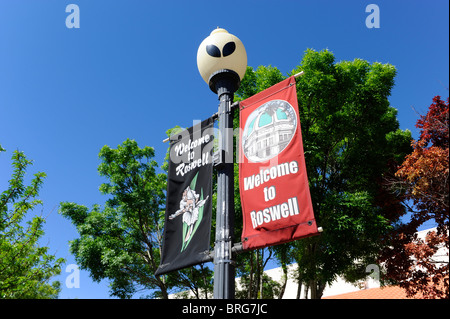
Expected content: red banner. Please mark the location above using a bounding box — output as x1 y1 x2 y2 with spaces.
239 76 319 250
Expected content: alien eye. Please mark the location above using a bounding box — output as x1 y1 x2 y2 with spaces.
222 41 236 57
206 44 221 58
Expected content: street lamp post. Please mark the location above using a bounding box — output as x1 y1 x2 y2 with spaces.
197 28 247 299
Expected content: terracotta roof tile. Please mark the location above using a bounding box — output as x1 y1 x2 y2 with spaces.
323 276 448 299
322 286 415 299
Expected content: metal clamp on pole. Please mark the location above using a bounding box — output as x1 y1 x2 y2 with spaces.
214 235 233 263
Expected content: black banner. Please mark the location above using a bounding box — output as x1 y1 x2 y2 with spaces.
155 118 214 276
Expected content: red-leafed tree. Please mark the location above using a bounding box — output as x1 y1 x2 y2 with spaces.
380 96 449 298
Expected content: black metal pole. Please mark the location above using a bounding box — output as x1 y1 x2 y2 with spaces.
209 69 239 299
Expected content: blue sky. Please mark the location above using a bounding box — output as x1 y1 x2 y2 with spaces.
0 0 448 299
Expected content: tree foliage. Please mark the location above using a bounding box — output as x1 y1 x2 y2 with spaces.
396 96 449 223
0 146 64 298
380 96 449 299
60 139 170 298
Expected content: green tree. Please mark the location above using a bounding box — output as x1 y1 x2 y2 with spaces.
0 145 64 299
60 138 213 298
60 139 169 298
233 49 412 298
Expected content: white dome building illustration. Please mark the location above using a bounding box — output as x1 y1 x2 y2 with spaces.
242 100 297 162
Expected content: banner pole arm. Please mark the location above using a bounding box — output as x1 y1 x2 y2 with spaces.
293 70 304 78
201 242 244 264
208 71 303 122
163 72 305 143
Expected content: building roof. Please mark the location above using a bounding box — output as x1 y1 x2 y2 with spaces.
322 285 414 299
